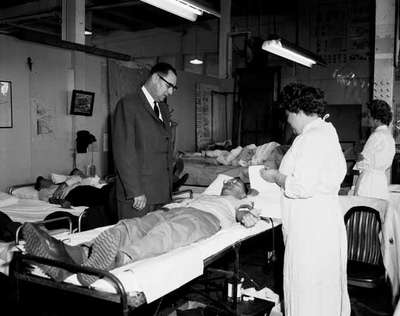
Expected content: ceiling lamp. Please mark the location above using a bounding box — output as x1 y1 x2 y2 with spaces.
261 37 326 68
190 58 203 65
190 28 203 64
84 29 93 36
140 0 206 21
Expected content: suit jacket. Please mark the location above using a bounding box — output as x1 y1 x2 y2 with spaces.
112 89 173 205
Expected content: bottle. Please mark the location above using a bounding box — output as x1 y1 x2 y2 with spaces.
87 164 96 177
227 278 244 302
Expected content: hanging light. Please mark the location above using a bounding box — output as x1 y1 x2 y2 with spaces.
140 0 215 22
262 36 326 68
190 28 203 64
190 58 203 65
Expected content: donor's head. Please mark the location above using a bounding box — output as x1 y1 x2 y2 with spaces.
221 177 248 199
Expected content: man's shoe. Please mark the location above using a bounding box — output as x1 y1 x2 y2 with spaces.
22 223 80 281
77 228 121 286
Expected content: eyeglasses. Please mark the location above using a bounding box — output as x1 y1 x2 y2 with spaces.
223 177 242 185
158 74 178 91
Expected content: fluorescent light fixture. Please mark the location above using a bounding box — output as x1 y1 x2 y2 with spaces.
84 29 92 36
262 37 326 68
190 58 203 64
140 0 204 21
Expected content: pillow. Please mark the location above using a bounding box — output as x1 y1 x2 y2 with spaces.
51 173 68 184
11 185 39 200
202 174 233 196
0 192 19 206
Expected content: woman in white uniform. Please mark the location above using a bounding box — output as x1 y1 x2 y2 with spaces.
260 83 350 316
353 99 395 200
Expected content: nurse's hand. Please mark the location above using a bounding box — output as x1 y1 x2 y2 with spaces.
260 167 278 183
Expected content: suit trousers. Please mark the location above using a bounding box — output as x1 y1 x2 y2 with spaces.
111 207 220 262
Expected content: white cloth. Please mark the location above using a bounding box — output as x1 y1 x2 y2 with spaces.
202 174 233 195
278 118 350 316
353 125 395 200
249 165 281 196
0 192 18 207
0 199 86 223
251 142 280 165
386 188 400 302
395 302 400 316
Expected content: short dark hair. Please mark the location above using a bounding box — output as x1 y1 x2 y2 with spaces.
368 99 393 125
149 62 177 77
34 176 45 191
279 83 326 116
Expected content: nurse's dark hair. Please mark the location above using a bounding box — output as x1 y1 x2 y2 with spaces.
279 83 326 116
149 62 177 77
368 99 392 125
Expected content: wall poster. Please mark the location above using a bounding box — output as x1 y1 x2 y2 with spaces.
195 83 216 151
0 81 12 128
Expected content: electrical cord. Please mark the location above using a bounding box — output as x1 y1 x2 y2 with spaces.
269 217 276 262
152 297 164 316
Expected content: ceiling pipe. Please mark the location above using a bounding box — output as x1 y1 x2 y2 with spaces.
12 29 133 61
86 1 142 11
5 22 59 36
0 11 59 24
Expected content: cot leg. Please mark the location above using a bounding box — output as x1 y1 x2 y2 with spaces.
232 244 241 315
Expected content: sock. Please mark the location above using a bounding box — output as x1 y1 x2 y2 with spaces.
64 244 87 265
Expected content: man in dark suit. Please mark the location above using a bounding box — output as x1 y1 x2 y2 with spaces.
112 63 178 219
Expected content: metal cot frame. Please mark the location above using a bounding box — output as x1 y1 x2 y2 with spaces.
10 221 280 316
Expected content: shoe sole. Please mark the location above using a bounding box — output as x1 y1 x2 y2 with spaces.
22 223 66 281
77 228 120 286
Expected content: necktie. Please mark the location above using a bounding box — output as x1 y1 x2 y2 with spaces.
153 101 160 118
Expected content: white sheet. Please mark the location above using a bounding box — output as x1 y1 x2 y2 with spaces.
0 192 19 207
0 200 87 275
0 199 86 223
10 185 39 200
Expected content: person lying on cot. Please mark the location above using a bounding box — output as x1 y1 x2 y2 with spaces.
35 169 111 208
21 177 260 286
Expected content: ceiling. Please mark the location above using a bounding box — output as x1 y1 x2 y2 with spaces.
0 0 298 38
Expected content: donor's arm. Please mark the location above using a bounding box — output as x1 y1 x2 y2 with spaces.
235 204 259 228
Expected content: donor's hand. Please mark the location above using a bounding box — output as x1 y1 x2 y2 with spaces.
237 210 259 228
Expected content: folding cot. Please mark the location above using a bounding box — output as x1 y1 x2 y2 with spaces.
9 175 283 315
6 182 89 232
11 217 281 315
0 181 108 276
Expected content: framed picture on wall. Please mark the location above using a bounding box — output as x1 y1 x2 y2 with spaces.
0 81 12 128
70 90 95 116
